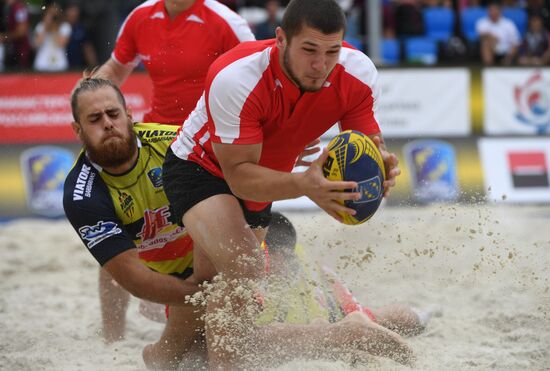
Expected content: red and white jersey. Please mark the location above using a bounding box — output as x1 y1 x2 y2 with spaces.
171 39 381 210
113 0 255 124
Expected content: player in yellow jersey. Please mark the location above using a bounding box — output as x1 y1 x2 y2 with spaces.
64 77 416 369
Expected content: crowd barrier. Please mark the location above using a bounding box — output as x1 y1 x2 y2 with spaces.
0 68 548 219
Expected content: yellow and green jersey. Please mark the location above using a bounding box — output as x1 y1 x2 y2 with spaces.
63 123 193 278
257 245 353 325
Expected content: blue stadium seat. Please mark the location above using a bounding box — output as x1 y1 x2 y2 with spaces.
502 7 528 36
404 37 438 65
461 7 487 41
344 36 363 51
423 7 455 41
381 38 401 65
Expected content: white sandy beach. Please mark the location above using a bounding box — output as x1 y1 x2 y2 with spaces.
1 204 549 370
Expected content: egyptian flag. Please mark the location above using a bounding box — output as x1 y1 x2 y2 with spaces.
507 151 549 188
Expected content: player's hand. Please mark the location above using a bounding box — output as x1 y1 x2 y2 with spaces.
295 138 321 167
371 136 401 198
298 148 360 223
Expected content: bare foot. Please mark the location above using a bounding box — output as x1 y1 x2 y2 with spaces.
340 311 416 366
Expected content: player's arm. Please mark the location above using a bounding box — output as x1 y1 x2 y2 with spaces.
102 248 200 305
212 142 359 222
93 58 134 87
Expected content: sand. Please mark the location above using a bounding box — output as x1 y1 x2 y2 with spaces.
1 204 549 370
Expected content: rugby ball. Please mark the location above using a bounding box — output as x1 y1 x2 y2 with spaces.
322 130 385 225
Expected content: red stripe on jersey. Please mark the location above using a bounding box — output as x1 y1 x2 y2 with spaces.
139 234 194 262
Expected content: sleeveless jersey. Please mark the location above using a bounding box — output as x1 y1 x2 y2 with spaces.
63 123 193 277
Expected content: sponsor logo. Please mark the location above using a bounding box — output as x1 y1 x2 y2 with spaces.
147 167 163 188
136 54 151 62
138 206 171 241
117 191 135 219
403 139 458 203
79 221 122 248
353 176 382 204
73 164 92 201
514 71 550 134
508 151 549 188
20 146 74 216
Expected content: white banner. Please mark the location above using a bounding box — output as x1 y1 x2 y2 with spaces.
478 138 550 203
374 68 471 138
483 68 550 135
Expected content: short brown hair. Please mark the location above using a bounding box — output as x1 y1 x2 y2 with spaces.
281 0 346 42
70 77 126 122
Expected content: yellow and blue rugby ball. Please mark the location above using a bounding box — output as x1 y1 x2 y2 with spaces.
322 130 385 225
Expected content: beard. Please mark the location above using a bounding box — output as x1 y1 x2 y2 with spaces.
83 120 137 170
283 48 324 93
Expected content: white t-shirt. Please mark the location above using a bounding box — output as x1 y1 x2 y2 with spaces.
476 16 520 55
33 22 72 72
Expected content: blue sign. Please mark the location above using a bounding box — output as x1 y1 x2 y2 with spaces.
20 146 74 217
403 139 459 203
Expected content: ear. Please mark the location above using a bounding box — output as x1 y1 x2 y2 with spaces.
275 27 286 49
126 106 133 120
71 121 82 140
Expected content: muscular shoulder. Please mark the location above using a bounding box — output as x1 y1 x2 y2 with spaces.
207 40 273 93
337 45 379 91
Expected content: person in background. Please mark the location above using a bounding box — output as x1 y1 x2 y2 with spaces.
254 0 282 39
518 12 550 64
476 1 521 65
33 3 71 72
0 0 31 69
65 2 98 69
93 0 255 125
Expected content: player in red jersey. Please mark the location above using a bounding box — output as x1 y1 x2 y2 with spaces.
163 0 402 368
94 0 255 124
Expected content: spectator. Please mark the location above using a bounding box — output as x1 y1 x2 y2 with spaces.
526 0 550 31
394 0 425 38
254 0 282 39
33 3 71 72
517 12 550 64
476 1 521 65
64 3 97 69
1 0 32 69
79 0 119 64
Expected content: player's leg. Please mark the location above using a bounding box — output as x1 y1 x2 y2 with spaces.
183 194 267 369
98 267 130 343
141 243 215 370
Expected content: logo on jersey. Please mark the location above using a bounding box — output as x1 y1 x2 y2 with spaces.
147 167 163 188
79 221 122 248
72 163 96 201
117 191 135 219
138 206 171 241
514 71 550 134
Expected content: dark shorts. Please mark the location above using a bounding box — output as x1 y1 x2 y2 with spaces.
163 147 272 229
